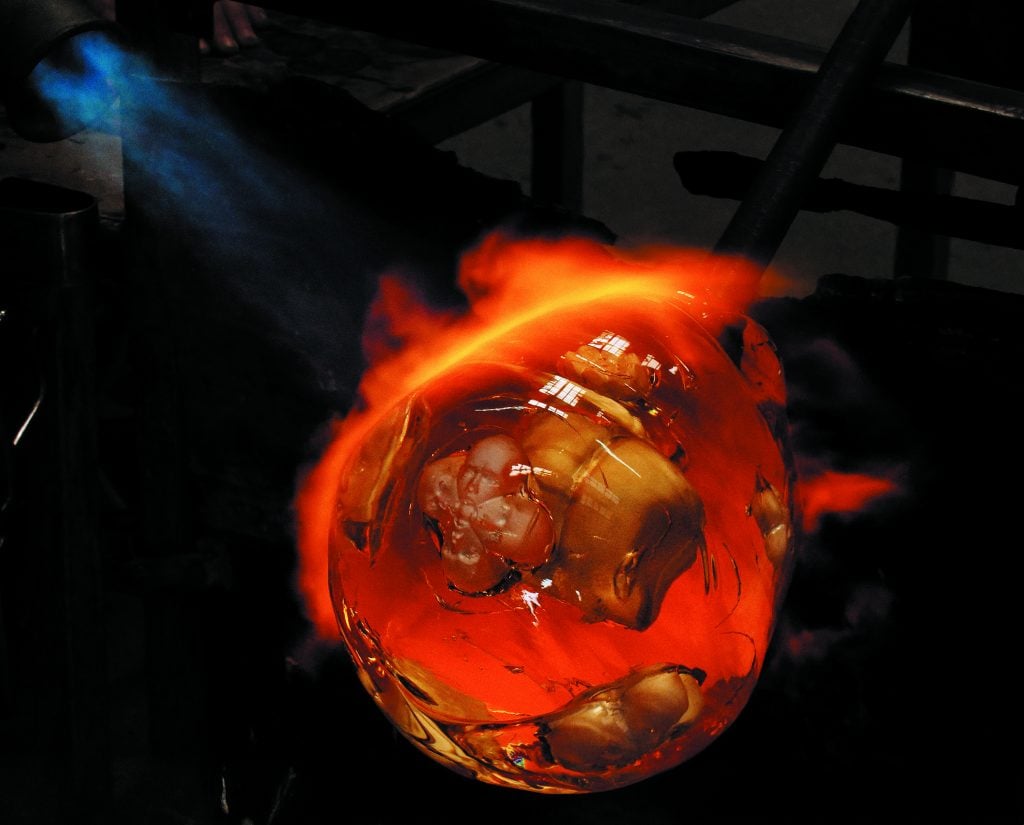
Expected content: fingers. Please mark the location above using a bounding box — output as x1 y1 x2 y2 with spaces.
201 2 267 56
211 2 239 54
224 1 261 47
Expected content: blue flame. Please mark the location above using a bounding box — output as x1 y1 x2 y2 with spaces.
31 32 251 223
29 31 126 134
31 33 385 391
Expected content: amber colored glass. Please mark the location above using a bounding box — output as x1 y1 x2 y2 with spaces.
327 293 796 793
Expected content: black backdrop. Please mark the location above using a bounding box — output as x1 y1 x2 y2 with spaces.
2 73 1022 825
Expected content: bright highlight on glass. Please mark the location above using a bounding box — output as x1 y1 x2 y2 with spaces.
297 235 798 793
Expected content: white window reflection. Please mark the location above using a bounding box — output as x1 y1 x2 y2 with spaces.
588 330 630 356
539 376 586 407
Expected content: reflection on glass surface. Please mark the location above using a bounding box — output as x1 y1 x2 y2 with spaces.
320 240 796 793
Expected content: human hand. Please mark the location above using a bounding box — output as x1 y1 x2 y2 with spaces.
200 2 269 56
86 1 268 56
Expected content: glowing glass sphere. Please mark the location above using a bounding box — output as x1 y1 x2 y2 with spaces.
326 289 795 793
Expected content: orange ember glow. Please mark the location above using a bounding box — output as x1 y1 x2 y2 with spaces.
296 235 769 638
294 231 801 793
798 469 900 533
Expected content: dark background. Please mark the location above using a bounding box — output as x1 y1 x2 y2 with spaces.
2 2 1023 823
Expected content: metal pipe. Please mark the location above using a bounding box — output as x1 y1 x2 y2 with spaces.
712 0 915 270
0 0 124 140
675 150 1024 252
252 0 1024 186
0 0 112 80
0 176 108 816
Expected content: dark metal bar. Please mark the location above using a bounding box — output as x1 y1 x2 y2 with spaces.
893 2 960 280
713 0 914 269
531 80 584 211
894 163 952 279
254 0 1024 187
619 0 742 16
675 151 1024 252
383 62 562 145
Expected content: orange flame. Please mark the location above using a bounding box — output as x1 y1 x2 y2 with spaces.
356 235 765 414
797 468 900 534
293 231 890 639
294 233 774 638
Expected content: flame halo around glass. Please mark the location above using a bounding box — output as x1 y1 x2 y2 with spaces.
327 290 796 793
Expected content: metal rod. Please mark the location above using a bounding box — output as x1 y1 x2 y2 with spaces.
712 0 914 271
254 0 1024 186
894 163 952 279
894 3 956 280
531 80 584 211
675 151 1024 252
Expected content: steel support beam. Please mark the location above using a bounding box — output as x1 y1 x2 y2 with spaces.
255 0 1024 186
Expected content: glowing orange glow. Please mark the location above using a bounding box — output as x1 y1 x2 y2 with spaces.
294 420 359 638
294 231 797 793
356 237 763 411
296 235 771 638
798 469 900 533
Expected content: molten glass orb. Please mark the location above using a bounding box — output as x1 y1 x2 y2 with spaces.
325 269 796 793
